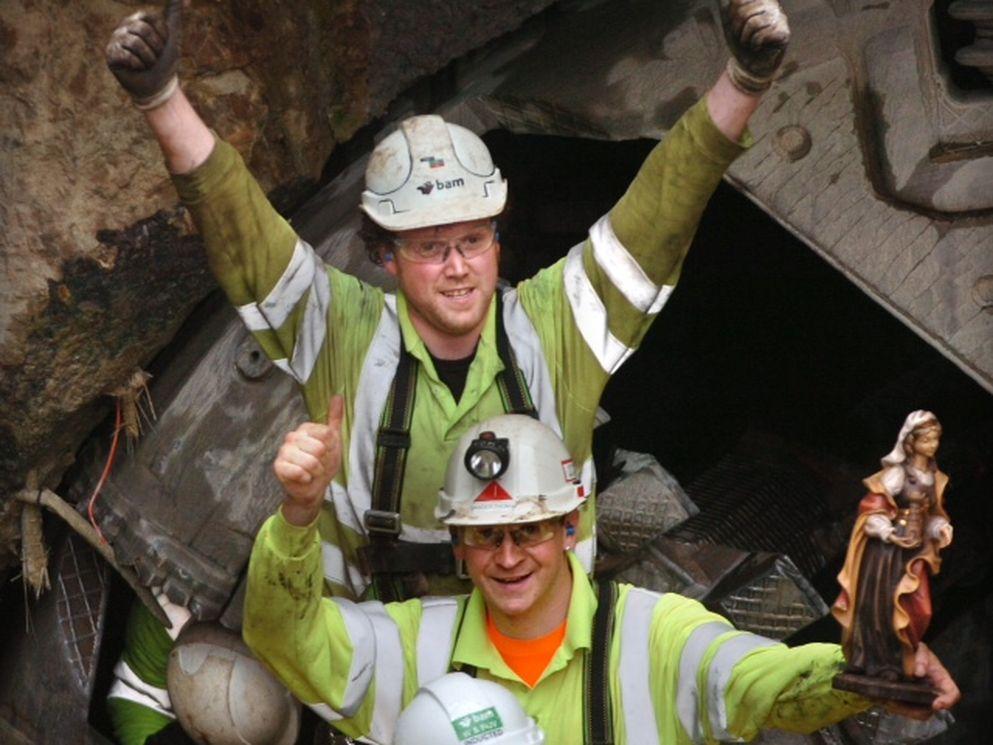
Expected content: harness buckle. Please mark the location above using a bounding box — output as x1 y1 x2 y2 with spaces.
364 509 402 536
357 541 457 577
377 428 411 449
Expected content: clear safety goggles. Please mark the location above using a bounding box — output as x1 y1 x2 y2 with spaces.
459 517 563 551
392 221 497 264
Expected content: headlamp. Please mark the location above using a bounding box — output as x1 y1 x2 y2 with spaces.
464 431 509 480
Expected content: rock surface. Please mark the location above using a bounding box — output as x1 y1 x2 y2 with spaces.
0 0 553 566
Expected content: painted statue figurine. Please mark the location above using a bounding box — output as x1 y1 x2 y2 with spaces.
832 411 952 695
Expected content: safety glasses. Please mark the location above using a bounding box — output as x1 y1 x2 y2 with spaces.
459 517 562 550
392 221 497 264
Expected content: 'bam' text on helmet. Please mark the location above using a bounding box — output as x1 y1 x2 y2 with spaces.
416 178 466 195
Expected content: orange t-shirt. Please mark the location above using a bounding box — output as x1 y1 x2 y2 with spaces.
486 614 567 688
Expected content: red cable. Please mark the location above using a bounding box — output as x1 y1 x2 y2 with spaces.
87 398 123 545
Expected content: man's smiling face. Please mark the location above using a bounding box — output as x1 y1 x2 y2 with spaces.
384 218 500 358
454 513 578 636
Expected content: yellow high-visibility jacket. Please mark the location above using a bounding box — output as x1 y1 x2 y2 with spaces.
244 512 868 744
111 97 748 743
170 97 744 599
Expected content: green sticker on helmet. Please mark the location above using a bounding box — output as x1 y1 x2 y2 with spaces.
452 705 504 743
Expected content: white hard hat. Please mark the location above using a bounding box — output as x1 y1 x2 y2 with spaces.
360 115 508 231
436 414 587 526
394 673 545 745
167 623 300 745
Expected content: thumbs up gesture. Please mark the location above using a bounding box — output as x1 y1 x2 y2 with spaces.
720 0 790 94
274 396 345 526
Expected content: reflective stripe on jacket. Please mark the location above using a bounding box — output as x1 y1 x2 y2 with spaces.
106 601 176 745
244 512 868 744
172 97 746 598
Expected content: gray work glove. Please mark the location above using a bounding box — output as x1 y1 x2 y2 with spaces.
720 0 791 94
106 0 182 110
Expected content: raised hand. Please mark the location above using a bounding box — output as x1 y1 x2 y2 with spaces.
273 395 345 526
720 0 791 94
879 642 961 720
106 0 182 109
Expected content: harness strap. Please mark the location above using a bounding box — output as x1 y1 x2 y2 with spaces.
358 541 455 576
494 293 538 419
586 580 617 745
370 339 417 519
451 598 477 678
365 339 418 602
447 581 617 742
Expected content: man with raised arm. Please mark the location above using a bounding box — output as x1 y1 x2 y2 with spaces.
104 1 795 741
105 0 787 601
244 403 960 743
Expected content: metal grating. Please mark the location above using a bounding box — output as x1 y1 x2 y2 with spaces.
597 449 697 555
715 557 829 640
669 451 830 578
55 533 109 691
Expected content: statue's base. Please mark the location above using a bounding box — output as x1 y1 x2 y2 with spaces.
833 672 936 707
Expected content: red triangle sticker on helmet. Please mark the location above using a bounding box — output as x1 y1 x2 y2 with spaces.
474 482 513 502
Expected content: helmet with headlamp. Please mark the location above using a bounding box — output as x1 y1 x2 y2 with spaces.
436 414 586 526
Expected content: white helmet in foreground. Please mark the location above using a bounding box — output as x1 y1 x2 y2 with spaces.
167 623 300 745
436 414 587 526
394 672 545 745
361 115 507 231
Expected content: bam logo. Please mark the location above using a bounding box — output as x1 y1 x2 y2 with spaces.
420 156 445 168
417 177 466 195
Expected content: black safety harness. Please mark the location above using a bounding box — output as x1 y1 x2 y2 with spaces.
357 292 538 602
586 580 617 745
453 580 619 744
